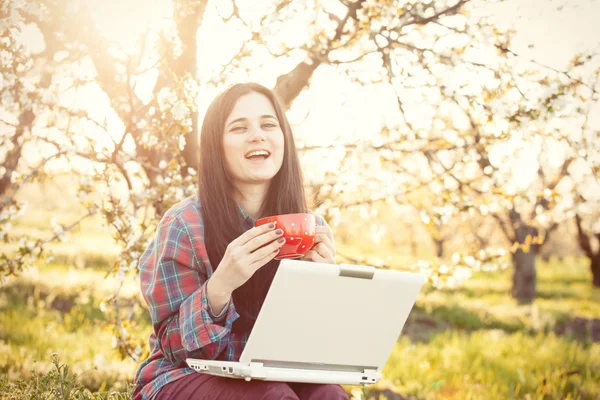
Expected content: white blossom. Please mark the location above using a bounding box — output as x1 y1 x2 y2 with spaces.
116 268 126 282
0 50 13 66
171 100 189 121
157 87 177 112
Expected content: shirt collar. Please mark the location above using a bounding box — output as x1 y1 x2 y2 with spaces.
237 204 255 230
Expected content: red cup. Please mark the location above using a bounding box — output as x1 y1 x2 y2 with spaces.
255 213 316 260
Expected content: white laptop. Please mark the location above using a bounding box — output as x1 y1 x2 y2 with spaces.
186 259 425 386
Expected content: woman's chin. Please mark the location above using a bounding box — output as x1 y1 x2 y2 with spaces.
239 174 278 185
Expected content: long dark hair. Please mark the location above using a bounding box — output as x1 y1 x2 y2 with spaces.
198 83 307 333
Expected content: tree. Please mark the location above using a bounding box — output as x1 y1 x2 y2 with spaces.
305 0 599 301
571 70 600 286
575 212 600 286
2 0 599 359
433 54 598 302
573 132 600 287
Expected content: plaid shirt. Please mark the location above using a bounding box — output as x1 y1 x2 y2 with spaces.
133 196 324 400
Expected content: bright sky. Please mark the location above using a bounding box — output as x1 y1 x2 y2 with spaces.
13 0 600 196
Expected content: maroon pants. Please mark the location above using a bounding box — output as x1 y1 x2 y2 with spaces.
154 372 349 400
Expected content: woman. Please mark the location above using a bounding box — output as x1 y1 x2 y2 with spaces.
133 83 348 400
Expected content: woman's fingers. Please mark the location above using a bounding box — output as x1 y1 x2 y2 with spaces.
303 249 328 263
304 243 333 263
249 237 285 267
315 242 332 258
314 232 334 253
217 224 284 294
234 223 276 246
245 228 284 253
315 225 334 244
228 221 335 274
251 246 282 270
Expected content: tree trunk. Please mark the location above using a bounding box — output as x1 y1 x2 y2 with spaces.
511 248 537 303
435 238 444 258
0 109 34 200
173 0 206 173
410 235 418 259
575 214 600 288
509 209 538 303
591 254 600 287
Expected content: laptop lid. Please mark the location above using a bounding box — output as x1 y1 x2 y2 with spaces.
239 260 425 372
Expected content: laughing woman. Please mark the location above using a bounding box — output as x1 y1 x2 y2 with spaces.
133 83 347 400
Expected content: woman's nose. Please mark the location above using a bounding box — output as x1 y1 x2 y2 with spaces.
248 126 266 142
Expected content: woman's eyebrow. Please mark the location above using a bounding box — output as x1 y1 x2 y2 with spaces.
226 117 247 128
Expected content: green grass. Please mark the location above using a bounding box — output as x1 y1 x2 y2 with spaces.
1 252 599 399
382 331 598 399
367 256 600 399
0 262 147 393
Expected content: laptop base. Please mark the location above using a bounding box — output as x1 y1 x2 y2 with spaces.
186 359 381 386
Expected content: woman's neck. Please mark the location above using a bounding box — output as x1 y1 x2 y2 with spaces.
234 182 269 219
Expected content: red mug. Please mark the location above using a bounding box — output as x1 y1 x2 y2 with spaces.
255 213 316 260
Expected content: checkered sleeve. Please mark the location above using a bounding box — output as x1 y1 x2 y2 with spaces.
313 212 327 227
140 214 238 364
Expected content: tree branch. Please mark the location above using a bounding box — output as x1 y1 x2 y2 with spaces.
497 45 599 95
330 0 366 44
406 0 469 27
274 57 322 109
575 214 594 258
492 213 515 243
537 222 558 252
0 151 67 211
0 209 97 273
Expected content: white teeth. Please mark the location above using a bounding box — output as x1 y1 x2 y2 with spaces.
246 150 270 158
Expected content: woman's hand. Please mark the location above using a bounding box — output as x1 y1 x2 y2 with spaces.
208 223 284 311
303 224 335 264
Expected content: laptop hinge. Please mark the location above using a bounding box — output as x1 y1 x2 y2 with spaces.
360 368 380 385
339 264 375 279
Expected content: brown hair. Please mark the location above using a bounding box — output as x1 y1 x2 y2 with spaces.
198 82 307 333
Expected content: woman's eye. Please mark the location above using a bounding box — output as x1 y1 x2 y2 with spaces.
262 123 277 129
231 126 246 133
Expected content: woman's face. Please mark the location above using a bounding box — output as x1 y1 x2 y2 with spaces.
223 92 285 187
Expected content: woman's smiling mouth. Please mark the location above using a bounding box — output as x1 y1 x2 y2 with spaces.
245 149 271 161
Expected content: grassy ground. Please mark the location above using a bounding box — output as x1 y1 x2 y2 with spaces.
1 254 598 399
2 183 599 398
378 257 600 399
0 262 145 394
